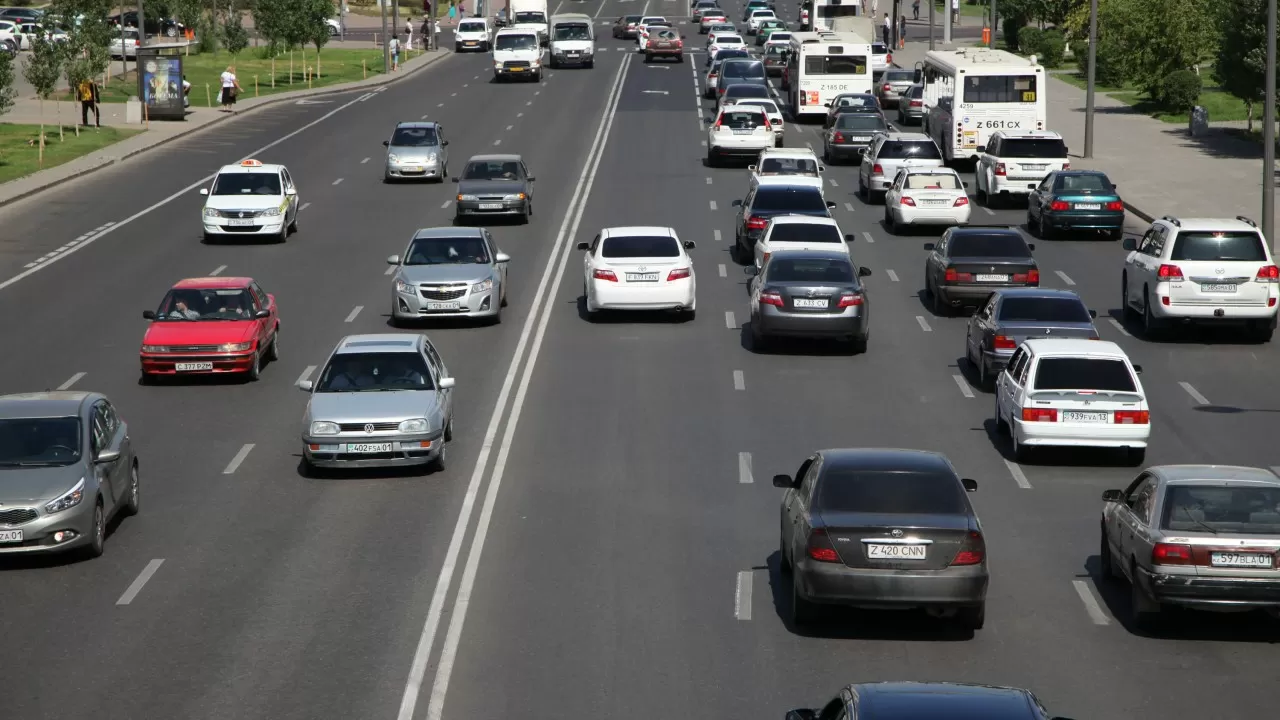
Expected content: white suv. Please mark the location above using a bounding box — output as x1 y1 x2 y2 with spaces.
1121 215 1279 341
707 104 776 167
974 131 1069 207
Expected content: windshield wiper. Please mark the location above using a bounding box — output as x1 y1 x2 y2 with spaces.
0 460 70 467
1177 508 1220 535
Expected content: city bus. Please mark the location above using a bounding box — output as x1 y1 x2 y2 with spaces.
918 48 1047 165
783 31 873 121
800 0 866 33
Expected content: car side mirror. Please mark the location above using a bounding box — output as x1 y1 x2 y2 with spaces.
495 252 511 263
1026 243 1036 251
527 176 537 181
1110 184 1118 190
576 241 590 251
387 254 401 265
826 201 837 209
772 473 798 488
786 710 817 720
298 379 314 391
923 242 936 251
962 478 978 492
1089 309 1097 318
844 233 855 243
199 188 209 195
142 310 157 320
286 187 298 196
1121 237 1136 251
731 199 742 207
442 140 450 146
1101 489 1123 503
382 140 390 146
859 266 872 277
254 309 270 319
747 164 757 171
451 177 460 182
683 240 696 249
744 266 758 276
439 377 456 389
95 448 122 464
1132 364 1143 374
823 101 831 107
859 147 869 154
962 181 969 189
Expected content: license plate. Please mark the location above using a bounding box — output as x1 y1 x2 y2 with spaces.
1210 552 1274 568
1023 164 1046 171
174 362 214 371
1062 411 1109 423
347 443 393 453
1074 203 1102 210
227 218 256 226
627 272 659 282
922 199 948 205
402 166 422 173
867 544 927 559
425 302 460 310
568 51 580 55
478 203 504 210
976 274 1009 282
1201 283 1236 293
0 529 22 544
508 67 524 72
732 129 752 134
851 136 871 141
793 298 828 308
464 41 477 45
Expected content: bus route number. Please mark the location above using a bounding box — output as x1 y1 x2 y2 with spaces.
975 120 1021 130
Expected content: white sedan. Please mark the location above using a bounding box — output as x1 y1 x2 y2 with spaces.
753 215 852 269
737 98 785 145
883 166 972 234
579 226 697 319
747 9 777 33
706 26 738 45
709 34 746 54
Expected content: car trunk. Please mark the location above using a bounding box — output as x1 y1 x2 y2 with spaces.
1175 258 1274 308
994 321 1098 345
1181 533 1280 578
1025 389 1144 423
899 187 961 208
765 281 856 313
946 256 1037 285
820 510 969 571
1000 158 1067 182
605 256 683 285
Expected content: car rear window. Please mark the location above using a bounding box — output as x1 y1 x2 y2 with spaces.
768 223 842 244
767 258 854 283
1055 173 1112 192
904 85 923 98
876 140 941 160
726 85 771 100
717 34 743 44
834 95 877 109
998 296 1092 323
947 233 1030 257
834 113 887 131
1032 358 1135 391
601 235 680 258
759 157 819 175
721 60 766 79
719 110 767 129
1170 231 1268 262
872 43 889 54
817 470 967 515
1000 138 1068 158
905 173 961 190
752 187 829 212
883 69 915 82
741 100 781 115
1163 485 1280 535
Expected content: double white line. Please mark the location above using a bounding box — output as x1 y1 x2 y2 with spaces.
396 53 634 720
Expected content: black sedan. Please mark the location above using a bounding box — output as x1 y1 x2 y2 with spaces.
965 288 1099 390
787 682 1074 720
823 92 879 128
1026 169 1126 240
923 226 1038 316
775 449 987 629
452 154 536 224
746 249 871 353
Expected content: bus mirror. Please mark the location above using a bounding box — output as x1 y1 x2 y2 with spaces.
976 145 987 154
914 70 922 83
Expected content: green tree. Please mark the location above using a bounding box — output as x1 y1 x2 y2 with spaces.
166 0 204 36
1106 0 1216 100
253 0 299 53
1214 0 1267 131
221 11 250 56
0 51 16 120
22 35 65 161
304 0 335 54
48 0 116 134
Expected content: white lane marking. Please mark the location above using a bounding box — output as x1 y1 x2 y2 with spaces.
981 206 995 216
385 265 397 275
713 229 722 242
844 202 855 212
116 559 165 606
952 374 974 398
718 263 727 277
701 140 707 147
915 315 931 332
451 92 457 97
493 139 502 146
296 365 317 385
725 310 736 329
438 102 445 107
535 90 541 96
441 200 453 209
222 444 255 475
1055 270 1076 286
506 124 513 131
1271 466 1280 479
526 100 533 106
345 306 363 323
1004 459 1032 489
861 231 874 243
404 54 635 720
738 452 753 484
361 157 370 164
735 570 753 620
828 178 838 187
706 176 713 184
1107 318 1132 337
300 202 312 211
209 265 227 276
463 83 469 88
332 178 344 185
1072 580 1111 625
57 372 86 390
886 269 899 282
1179 381 1209 405
421 114 430 119
517 112 524 118
733 369 745 390
709 200 718 210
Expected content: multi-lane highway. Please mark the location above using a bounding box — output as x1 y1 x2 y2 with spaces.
2 1 1278 718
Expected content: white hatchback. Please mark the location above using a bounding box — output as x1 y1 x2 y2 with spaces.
883 167 971 233
708 34 746 54
753 215 852 269
579 227 697 319
994 338 1150 465
707 104 776 166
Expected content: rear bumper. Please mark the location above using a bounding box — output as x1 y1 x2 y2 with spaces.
990 177 1043 195
796 559 989 608
936 282 1030 306
1139 567 1280 609
710 142 773 157
1013 418 1150 448
754 308 866 339
591 280 695 310
826 143 867 160
895 205 971 226
1151 296 1279 321
1042 210 1124 230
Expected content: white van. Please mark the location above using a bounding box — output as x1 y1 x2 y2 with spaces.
509 0 550 44
455 17 492 52
492 27 544 82
549 13 594 68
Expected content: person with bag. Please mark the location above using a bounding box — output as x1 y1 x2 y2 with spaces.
389 34 400 71
77 77 100 127
220 65 242 112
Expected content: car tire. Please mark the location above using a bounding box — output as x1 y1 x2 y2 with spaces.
1038 213 1052 239
140 371 156 385
445 419 454 442
202 232 214 244
706 150 717 168
455 43 462 52
643 53 651 63
1129 562 1162 629
850 333 868 354
957 603 985 631
789 572 816 627
275 225 288 243
1121 275 1139 324
884 208 897 235
929 280 949 317
429 440 448 473
978 353 992 392
267 330 280 362
1125 447 1146 466
83 501 105 559
994 395 1009 435
247 350 262 382
1249 319 1276 343
1099 525 1117 581
1011 429 1032 463
749 321 770 352
1142 289 1164 337
122 464 140 517
779 533 791 574
288 212 298 234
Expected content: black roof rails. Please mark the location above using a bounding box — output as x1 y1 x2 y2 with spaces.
1160 215 1181 227
1235 215 1258 227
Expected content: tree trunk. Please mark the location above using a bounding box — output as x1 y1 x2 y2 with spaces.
38 98 44 167
56 100 63 141
317 49 322 78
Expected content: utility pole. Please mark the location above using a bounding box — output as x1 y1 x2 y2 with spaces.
891 0 899 46
989 0 996 48
928 0 934 50
1265 0 1277 248
380 0 390 73
942 0 951 45
137 0 146 45
1083 0 1098 158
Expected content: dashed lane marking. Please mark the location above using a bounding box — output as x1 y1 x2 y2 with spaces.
116 559 165 606
1055 270 1076 286
361 157 370 164
506 125 513 131
706 177 713 184
738 452 753 484
1072 580 1111 625
332 178 344 185
441 200 453 209
952 374 974 398
57 372 86 390
844 202 855 212
709 200 718 210
385 265 397 275
828 177 838 187
861 231 875 244
713 229 722 242
345 306 364 323
718 263 726 277
886 269 899 282
299 202 311 211
1179 381 1209 405
981 206 995 216
493 139 502 146
18 222 114 271
296 365 316 385
1107 318 1132 337
915 315 932 332
223 444 255 475
735 570 753 620
725 311 736 329
1004 459 1032 489
209 265 227 276
733 370 745 390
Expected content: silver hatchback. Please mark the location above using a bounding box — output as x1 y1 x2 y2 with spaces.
388 227 511 325
383 121 450 182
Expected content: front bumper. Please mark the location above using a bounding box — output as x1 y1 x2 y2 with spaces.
386 161 444 180
393 284 500 319
203 216 285 236
0 500 96 555
455 38 487 50
552 50 593 65
141 351 257 376
591 279 695 310
796 558 989 609
1041 210 1124 231
494 65 540 78
303 432 443 469
755 307 867 339
456 198 528 217
1139 567 1280 609
1013 418 1150 448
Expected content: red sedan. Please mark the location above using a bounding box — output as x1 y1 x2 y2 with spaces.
139 276 280 382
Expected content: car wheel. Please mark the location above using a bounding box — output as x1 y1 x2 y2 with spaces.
455 43 462 52
779 533 791 574
1011 428 1032 463
1038 213 1051 239
850 333 868 354
1142 290 1163 337
789 572 816 626
706 150 717 168
957 603 985 630
676 54 684 63
976 176 987 205
994 394 1008 435
930 281 949 317
83 501 105 559
247 350 262 382
165 26 177 37
643 53 651 63
1121 275 1139 324
1129 562 1162 629
122 464 140 516
275 225 288 243
429 440 448 473
749 320 770 352
978 353 992 392
884 207 897 235
267 331 280 362
288 212 299 233
444 419 454 442
1099 525 1116 581
140 371 155 385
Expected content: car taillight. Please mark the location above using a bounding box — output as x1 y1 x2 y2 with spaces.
760 291 784 307
910 99 922 107
886 53 892 63
745 215 769 230
1105 200 1124 211
954 196 969 206
806 529 840 563
837 293 863 307
900 196 916 206
950 531 985 566
1011 269 1039 284
994 163 1006 176
667 267 691 281
882 84 891 92
993 335 1016 349
1152 542 1195 566
872 163 883 175
1049 200 1069 211
592 269 617 282
1157 264 1184 280
833 131 845 143
674 40 682 48
1063 162 1071 170
1257 264 1280 282
763 117 772 131
1022 407 1057 422
943 268 972 282
1113 410 1150 424
648 39 657 47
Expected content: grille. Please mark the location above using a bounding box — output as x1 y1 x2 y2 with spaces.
222 225 262 233
477 195 507 202
504 60 531 69
163 345 223 353
338 422 400 432
0 508 38 526
219 209 264 219
420 287 468 301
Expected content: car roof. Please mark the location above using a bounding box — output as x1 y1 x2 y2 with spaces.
851 682 1033 714
412 226 485 239
755 176 823 189
992 287 1082 300
760 147 818 159
464 153 523 163
897 165 959 175
1158 217 1263 232
821 448 954 473
0 392 94 419
215 161 284 174
949 225 1022 236
996 130 1064 140
834 92 876 99
768 215 837 226
721 103 769 113
601 226 677 239
1023 338 1126 357
1150 465 1280 486
335 334 422 354
172 276 254 289
724 84 770 94
394 120 440 130
767 248 853 262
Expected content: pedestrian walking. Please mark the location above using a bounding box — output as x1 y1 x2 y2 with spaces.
882 13 891 45
899 15 907 47
951 0 960 24
911 0 919 20
405 18 414 51
77 76 100 127
219 65 241 112
389 34 400 71
182 74 191 109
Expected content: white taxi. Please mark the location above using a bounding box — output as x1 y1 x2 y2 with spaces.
200 159 299 243
578 226 697 319
753 215 853 269
883 166 971 233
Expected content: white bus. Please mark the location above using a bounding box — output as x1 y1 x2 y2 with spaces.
783 31 873 121
918 48 1047 165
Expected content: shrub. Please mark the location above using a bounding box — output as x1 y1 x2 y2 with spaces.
197 19 219 54
1017 26 1043 56
1074 39 1128 87
1158 69 1202 112
1036 29 1066 67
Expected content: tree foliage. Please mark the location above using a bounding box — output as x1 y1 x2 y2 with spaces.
222 12 251 55
0 50 16 118
166 0 204 31
1112 0 1216 98
304 0 335 52
22 36 64 101
47 0 115 88
254 0 335 52
1214 0 1267 130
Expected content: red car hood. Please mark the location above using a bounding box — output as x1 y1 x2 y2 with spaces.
142 320 258 346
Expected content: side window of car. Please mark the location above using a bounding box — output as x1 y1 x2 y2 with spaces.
794 454 816 491
743 188 756 212
1150 227 1168 257
90 404 108 454
1137 228 1159 255
1016 355 1032 386
100 401 120 437
1132 480 1157 525
980 294 997 320
520 161 530 178
800 456 825 503
422 340 444 379
816 697 845 720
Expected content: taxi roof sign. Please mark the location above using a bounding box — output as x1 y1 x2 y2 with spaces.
240 159 264 167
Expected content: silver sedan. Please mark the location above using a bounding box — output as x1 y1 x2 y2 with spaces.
388 227 510 325
383 121 450 182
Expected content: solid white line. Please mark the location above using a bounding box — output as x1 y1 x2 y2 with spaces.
57 372 86 390
296 365 316 385
861 231 875 243
1055 270 1076 286
361 157 370 163
1107 318 1132 337
952 374 974 398
332 178 344 185
222 444 254 475
1179 381 1209 405
116 559 165 606
733 369 745 390
209 264 227 276
735 570 753 620
725 310 736 328
709 200 718 211
844 202 855 212
981 206 995 216
886 269 899 282
345 306 363 323
493 139 502 146
915 315 931 332
828 178 838 187
713 229 722 242
1071 580 1111 625
738 451 753 484
1004 459 1032 489
385 265 397 275
441 200 452 209
718 263 727 277
405 54 635 720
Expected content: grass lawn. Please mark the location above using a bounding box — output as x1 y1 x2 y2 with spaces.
1106 87 1249 125
92 47 392 105
0 124 142 185
1049 71 1135 95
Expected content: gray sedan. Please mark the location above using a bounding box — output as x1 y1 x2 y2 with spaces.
452 154 536 224
383 121 450 182
964 288 1098 391
874 67 918 108
299 334 455 475
0 392 139 558
388 227 510 325
746 249 872 353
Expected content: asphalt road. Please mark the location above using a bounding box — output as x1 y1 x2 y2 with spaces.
2 1 1279 719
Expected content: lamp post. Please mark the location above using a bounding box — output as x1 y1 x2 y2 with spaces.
1083 0 1098 158
928 0 934 50
989 0 996 48
380 0 390 73
1265 0 1277 248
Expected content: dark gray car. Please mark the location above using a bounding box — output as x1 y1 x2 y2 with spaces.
923 227 1039 316
714 58 767 104
0 392 139 559
774 448 988 630
964 288 1099 391
718 82 772 111
746 249 872 353
452 154 536 224
897 84 925 124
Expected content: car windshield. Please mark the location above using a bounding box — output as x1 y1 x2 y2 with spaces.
1163 485 1280 535
721 60 765 79
768 257 854 283
390 126 438 147
494 33 537 50
601 236 680 258
513 11 546 23
872 42 889 54
719 110 767 129
0 417 82 466
554 23 591 40
753 188 828 212
710 24 734 32
876 140 941 159
948 233 1030 257
769 223 842 244
726 85 770 100
759 157 819 175
741 100 780 115
998 296 1092 323
211 172 281 195
156 288 255 321
1170 231 1268 262
904 173 961 190
1055 173 1112 192
883 69 915 82
622 15 641 23
1032 358 1136 391
316 352 434 392
752 10 774 17
405 236 490 265
462 160 524 180
818 469 967 515
458 21 486 32
1001 138 1068 158
835 113 887 131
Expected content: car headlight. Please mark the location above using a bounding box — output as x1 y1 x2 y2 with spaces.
310 421 340 435
504 193 527 201
45 477 84 514
458 194 478 201
530 59 541 67
203 207 220 218
472 279 493 293
493 61 503 69
398 418 429 433
141 345 169 353
396 279 414 293
259 207 281 217
220 342 253 352
388 153 400 163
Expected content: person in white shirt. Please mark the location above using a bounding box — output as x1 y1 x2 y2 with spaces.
405 19 414 50
388 34 400 71
219 66 241 112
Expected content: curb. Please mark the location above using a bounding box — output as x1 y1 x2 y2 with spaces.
0 50 452 210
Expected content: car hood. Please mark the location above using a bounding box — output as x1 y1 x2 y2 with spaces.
388 145 444 160
552 39 592 49
143 320 258 346
0 464 84 504
306 389 443 425
457 179 527 196
205 194 285 210
398 263 494 284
